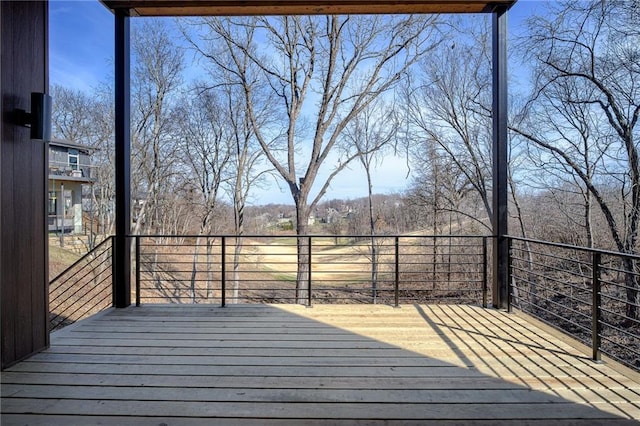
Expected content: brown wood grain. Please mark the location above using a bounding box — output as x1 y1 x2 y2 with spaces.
1 0 49 369
2 304 639 423
100 0 516 16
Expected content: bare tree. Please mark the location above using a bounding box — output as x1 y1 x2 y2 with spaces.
193 15 442 302
219 82 271 303
178 90 232 302
342 100 398 301
130 20 184 236
51 84 104 143
403 19 494 233
514 77 611 248
184 19 273 303
514 0 640 320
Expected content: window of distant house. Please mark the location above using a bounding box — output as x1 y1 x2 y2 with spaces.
48 191 57 216
68 148 79 170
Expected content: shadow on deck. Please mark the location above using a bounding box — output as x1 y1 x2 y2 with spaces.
2 304 639 425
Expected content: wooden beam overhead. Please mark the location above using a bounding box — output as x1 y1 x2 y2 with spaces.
100 1 516 16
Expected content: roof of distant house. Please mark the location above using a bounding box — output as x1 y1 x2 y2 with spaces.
49 139 99 153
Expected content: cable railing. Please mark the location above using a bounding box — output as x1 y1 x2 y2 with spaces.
48 231 640 371
49 236 114 331
508 236 640 371
131 234 490 307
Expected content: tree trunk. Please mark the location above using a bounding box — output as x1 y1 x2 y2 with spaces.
232 236 243 304
190 236 201 304
508 171 531 307
623 257 639 324
206 237 213 301
365 167 378 303
295 201 310 304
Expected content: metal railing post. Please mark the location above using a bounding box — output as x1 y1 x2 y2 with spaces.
110 235 116 307
307 236 312 307
394 236 400 307
482 237 488 308
592 251 602 361
135 236 140 307
507 237 513 313
221 236 226 307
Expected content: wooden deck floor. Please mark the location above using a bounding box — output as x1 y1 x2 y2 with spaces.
2 304 640 425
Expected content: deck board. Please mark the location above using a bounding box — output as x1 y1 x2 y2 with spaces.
2 304 639 424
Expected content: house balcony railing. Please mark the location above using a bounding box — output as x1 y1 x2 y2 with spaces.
48 160 95 181
48 233 639 371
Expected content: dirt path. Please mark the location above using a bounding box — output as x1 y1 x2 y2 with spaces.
244 238 395 281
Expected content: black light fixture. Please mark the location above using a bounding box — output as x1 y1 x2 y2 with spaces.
15 92 52 140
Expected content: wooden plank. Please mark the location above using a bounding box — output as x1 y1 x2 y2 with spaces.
5 384 638 405
42 336 601 357
51 332 387 341
0 372 517 390
66 321 536 334
7 361 486 378
39 346 414 357
5 415 637 426
63 325 424 334
52 328 569 343
1 399 630 420
29 346 629 374
30 345 583 359
21 347 613 369
4 371 639 392
47 338 411 349
25 353 452 367
62 324 545 337
13 358 623 382
4 304 640 423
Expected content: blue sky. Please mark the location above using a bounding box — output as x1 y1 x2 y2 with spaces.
50 1 114 91
49 0 544 205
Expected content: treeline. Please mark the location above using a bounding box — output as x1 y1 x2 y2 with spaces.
52 2 638 309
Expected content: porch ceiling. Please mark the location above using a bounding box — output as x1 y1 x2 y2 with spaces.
99 0 516 16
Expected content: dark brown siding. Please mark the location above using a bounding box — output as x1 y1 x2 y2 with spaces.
1 1 49 370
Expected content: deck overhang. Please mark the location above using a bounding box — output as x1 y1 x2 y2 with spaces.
100 0 515 16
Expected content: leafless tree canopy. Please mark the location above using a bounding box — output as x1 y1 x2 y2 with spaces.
51 6 637 310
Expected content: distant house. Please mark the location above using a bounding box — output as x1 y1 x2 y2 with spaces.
48 140 95 234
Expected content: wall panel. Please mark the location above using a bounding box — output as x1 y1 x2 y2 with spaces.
1 0 49 370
